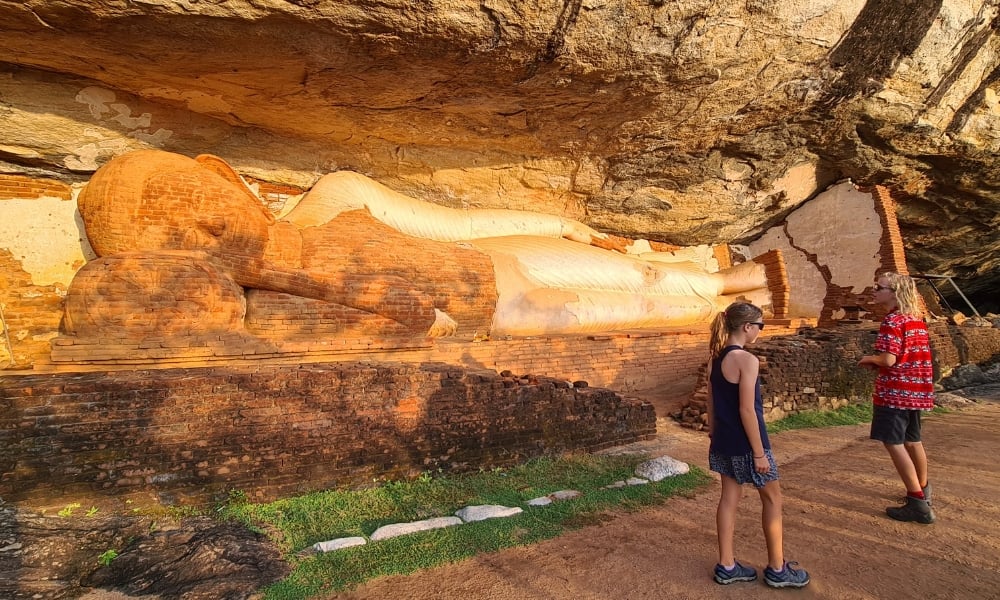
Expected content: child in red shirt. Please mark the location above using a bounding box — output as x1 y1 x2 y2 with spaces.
859 272 936 524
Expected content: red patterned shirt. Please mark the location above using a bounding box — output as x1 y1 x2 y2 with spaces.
872 311 935 410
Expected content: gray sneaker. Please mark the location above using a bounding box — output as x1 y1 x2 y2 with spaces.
764 561 810 588
714 560 757 584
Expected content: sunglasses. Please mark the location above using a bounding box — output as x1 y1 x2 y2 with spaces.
748 321 765 330
873 284 895 292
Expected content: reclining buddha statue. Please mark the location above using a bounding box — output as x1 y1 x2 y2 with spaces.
63 149 782 342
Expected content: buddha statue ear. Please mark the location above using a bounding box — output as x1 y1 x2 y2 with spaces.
195 154 275 224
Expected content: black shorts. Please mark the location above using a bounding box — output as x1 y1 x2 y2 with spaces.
870 405 923 445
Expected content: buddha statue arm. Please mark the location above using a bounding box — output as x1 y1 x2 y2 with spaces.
283 170 606 245
232 258 449 336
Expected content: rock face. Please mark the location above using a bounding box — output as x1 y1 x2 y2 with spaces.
0 1 997 310
0 504 287 600
81 517 290 599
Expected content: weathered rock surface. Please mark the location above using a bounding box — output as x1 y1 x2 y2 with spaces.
0 0 997 308
0 504 149 599
0 504 289 600
80 517 289 599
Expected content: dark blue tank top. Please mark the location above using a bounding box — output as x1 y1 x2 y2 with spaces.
708 345 770 457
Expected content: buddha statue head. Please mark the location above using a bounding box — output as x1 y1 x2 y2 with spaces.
78 149 275 266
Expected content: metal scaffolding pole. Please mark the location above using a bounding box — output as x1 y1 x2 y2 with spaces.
912 274 980 317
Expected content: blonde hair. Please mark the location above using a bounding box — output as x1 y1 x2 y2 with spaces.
880 272 923 318
709 301 764 358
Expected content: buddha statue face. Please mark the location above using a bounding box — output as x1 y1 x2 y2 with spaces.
141 169 272 267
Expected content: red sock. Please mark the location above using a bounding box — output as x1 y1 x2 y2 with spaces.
907 490 925 500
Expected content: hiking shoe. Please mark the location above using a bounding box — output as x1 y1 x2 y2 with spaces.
714 560 757 584
764 561 810 588
887 495 935 524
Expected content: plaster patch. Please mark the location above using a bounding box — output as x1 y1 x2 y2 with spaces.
0 198 95 286
624 238 716 265
76 86 117 119
784 182 881 293
750 227 826 318
65 138 135 171
131 128 174 145
65 144 105 171
74 87 173 150
108 103 152 129
625 238 653 254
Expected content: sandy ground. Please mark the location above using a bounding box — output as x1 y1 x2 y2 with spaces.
326 394 1000 600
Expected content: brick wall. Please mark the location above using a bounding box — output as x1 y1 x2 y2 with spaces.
433 331 710 393
7 313 995 509
676 321 1000 429
0 175 72 201
5 324 817 509
752 249 789 318
926 321 1000 373
45 321 808 390
0 249 65 369
429 323 805 393
0 362 655 509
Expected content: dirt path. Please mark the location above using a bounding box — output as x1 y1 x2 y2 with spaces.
327 398 1000 600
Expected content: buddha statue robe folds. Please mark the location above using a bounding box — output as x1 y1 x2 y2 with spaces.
63 149 781 343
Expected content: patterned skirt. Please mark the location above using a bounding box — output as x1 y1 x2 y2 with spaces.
709 449 780 488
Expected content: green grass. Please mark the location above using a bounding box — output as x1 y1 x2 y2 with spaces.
218 454 711 599
767 401 949 434
213 402 952 599
767 402 874 433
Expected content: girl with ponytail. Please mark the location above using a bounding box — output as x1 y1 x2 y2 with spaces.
706 301 810 588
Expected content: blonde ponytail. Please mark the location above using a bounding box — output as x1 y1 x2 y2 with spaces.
709 312 728 359
709 301 764 358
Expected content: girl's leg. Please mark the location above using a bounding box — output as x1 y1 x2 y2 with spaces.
757 480 784 570
717 475 743 566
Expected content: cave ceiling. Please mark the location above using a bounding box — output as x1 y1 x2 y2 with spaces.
0 0 997 309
